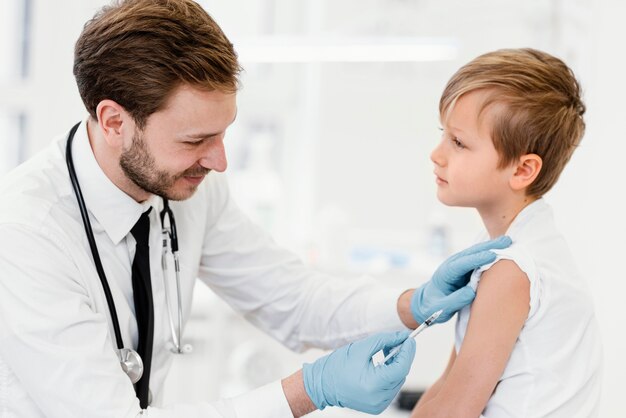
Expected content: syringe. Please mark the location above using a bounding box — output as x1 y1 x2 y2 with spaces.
373 309 443 367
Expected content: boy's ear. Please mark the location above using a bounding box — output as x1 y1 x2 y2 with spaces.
509 154 542 191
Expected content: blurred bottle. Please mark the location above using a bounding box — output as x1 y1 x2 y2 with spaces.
230 130 284 235
427 210 450 258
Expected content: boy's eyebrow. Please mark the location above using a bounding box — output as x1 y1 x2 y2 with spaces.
446 124 468 136
446 124 483 144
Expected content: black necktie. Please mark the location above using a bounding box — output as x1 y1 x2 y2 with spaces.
130 210 154 408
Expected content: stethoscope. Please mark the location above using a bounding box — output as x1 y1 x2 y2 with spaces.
65 122 191 385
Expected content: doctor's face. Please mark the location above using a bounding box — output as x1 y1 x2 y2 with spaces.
120 85 237 201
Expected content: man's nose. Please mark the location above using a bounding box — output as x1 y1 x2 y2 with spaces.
198 138 227 172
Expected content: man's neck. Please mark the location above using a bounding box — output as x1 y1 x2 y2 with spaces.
86 118 150 203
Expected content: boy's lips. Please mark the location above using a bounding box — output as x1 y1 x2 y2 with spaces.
434 171 448 184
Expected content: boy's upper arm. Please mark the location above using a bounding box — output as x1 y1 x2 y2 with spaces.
411 259 530 418
415 346 457 409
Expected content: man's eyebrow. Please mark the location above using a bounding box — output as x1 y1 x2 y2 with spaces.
183 132 219 139
180 110 238 140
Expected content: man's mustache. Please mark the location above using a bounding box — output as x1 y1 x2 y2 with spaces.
179 167 210 178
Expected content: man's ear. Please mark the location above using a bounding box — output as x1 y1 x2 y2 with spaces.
95 100 135 148
509 154 542 191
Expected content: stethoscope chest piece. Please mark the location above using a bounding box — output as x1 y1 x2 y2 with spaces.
119 348 144 384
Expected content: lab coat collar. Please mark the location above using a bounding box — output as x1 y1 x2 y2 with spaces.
71 119 158 245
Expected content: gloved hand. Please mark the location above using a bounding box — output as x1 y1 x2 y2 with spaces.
412 235 512 324
303 331 416 414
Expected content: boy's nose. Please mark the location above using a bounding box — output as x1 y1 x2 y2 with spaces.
430 141 446 167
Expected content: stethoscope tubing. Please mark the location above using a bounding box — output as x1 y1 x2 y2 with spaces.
65 121 189 387
65 122 125 350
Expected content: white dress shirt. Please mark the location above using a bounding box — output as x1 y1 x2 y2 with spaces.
0 121 406 418
455 199 602 417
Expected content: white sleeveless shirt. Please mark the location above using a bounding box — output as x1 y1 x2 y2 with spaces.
455 199 602 418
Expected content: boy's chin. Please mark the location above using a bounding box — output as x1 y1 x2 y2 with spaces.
436 191 456 207
436 193 473 208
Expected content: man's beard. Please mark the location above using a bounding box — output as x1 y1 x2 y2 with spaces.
119 131 209 200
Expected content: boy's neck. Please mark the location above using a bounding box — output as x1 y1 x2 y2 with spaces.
477 194 538 239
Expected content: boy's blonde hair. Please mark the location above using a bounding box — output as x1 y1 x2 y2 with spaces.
440 48 585 197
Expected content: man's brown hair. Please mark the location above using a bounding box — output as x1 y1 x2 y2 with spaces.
440 48 585 197
74 0 241 129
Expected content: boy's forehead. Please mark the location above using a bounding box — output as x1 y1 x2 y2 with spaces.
441 91 506 146
448 91 504 127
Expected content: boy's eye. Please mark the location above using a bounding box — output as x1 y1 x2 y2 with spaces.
451 137 465 149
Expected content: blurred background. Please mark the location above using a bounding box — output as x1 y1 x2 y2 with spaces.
1 0 623 416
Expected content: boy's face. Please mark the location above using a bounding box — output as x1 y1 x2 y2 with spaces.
431 90 515 210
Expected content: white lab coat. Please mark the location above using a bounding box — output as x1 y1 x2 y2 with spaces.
0 121 406 418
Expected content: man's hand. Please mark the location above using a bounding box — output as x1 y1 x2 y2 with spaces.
302 331 416 414
411 236 512 324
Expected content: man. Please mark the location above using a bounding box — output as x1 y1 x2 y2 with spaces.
0 1 510 417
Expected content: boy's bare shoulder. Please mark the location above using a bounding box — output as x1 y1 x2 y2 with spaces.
475 259 530 302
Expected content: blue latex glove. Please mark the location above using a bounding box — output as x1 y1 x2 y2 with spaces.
303 331 416 414
412 235 512 324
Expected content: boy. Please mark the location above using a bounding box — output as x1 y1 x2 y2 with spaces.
411 48 602 417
